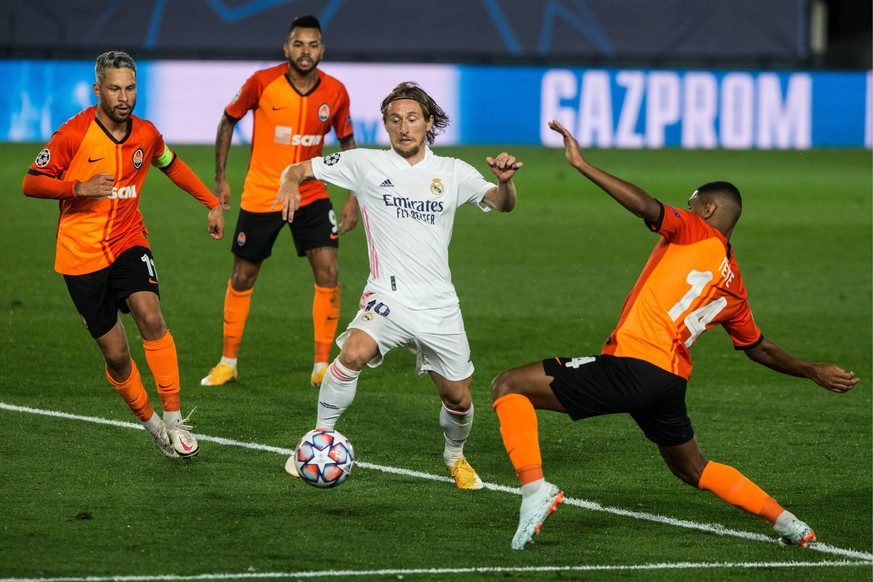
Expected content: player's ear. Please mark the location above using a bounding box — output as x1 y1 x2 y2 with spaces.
92 83 100 99
704 201 716 219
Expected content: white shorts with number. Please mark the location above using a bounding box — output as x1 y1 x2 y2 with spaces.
337 292 474 381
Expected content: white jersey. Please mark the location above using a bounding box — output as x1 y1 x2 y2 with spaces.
311 146 493 310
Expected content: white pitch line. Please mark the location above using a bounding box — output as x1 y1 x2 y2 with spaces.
0 560 871 582
2 401 872 565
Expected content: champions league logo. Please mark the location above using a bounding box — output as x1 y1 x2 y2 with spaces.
35 148 50 167
323 153 341 166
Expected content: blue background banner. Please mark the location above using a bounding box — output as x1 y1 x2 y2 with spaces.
1 60 869 149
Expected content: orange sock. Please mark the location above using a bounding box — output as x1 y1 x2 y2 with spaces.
143 331 180 413
223 280 253 359
106 360 154 421
698 461 785 524
313 284 340 363
493 393 544 485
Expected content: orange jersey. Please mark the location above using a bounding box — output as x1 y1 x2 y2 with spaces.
602 202 761 380
26 107 177 276
226 64 354 212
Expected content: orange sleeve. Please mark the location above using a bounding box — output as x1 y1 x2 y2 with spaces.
160 157 220 209
22 172 77 200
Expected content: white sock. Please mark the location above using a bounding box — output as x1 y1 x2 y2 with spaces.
312 362 328 374
521 479 545 498
773 510 797 533
142 412 163 433
164 410 182 427
440 403 474 466
316 359 360 430
220 356 237 368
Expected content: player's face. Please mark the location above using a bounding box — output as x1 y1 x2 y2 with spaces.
383 100 434 162
284 27 324 75
94 67 137 124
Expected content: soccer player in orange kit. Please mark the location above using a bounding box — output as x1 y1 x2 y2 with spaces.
491 120 859 550
22 50 224 459
200 14 357 389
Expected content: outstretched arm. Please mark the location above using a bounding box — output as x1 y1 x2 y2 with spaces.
745 337 859 393
275 159 316 223
482 152 522 212
548 120 661 222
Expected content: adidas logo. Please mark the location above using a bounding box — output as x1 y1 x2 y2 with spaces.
379 179 394 188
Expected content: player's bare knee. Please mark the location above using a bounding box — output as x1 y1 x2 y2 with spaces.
490 371 516 401
442 394 471 413
336 347 370 372
104 354 132 381
135 313 167 340
313 265 338 287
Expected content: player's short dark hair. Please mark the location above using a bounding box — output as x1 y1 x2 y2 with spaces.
695 181 742 210
94 51 136 85
289 14 321 35
380 81 450 145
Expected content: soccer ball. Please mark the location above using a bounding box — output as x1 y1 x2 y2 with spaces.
293 428 355 488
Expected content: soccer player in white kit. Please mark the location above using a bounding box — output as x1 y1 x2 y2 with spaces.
275 81 522 488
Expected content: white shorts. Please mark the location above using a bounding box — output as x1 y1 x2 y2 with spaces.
337 292 475 381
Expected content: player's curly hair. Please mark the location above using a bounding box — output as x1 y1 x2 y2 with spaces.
380 81 449 145
95 51 136 85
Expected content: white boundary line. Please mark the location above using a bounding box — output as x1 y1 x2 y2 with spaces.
1 560 872 582
2 401 871 580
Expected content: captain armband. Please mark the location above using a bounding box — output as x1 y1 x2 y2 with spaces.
152 145 175 169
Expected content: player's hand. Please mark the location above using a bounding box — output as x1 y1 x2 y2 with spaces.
207 205 225 240
75 172 114 199
548 120 587 170
811 364 860 393
214 178 231 211
338 194 360 234
273 184 301 223
486 152 523 183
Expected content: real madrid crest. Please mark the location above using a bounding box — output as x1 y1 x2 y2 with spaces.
430 178 444 196
132 148 144 169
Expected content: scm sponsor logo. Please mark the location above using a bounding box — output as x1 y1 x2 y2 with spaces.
108 185 137 199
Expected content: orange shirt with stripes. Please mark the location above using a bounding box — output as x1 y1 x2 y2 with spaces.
601 202 761 380
27 107 182 276
226 64 354 212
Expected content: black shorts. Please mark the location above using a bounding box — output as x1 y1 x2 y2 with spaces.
64 245 160 339
544 354 694 447
231 198 338 261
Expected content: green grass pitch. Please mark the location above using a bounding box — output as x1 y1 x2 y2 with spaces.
1 142 870 580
